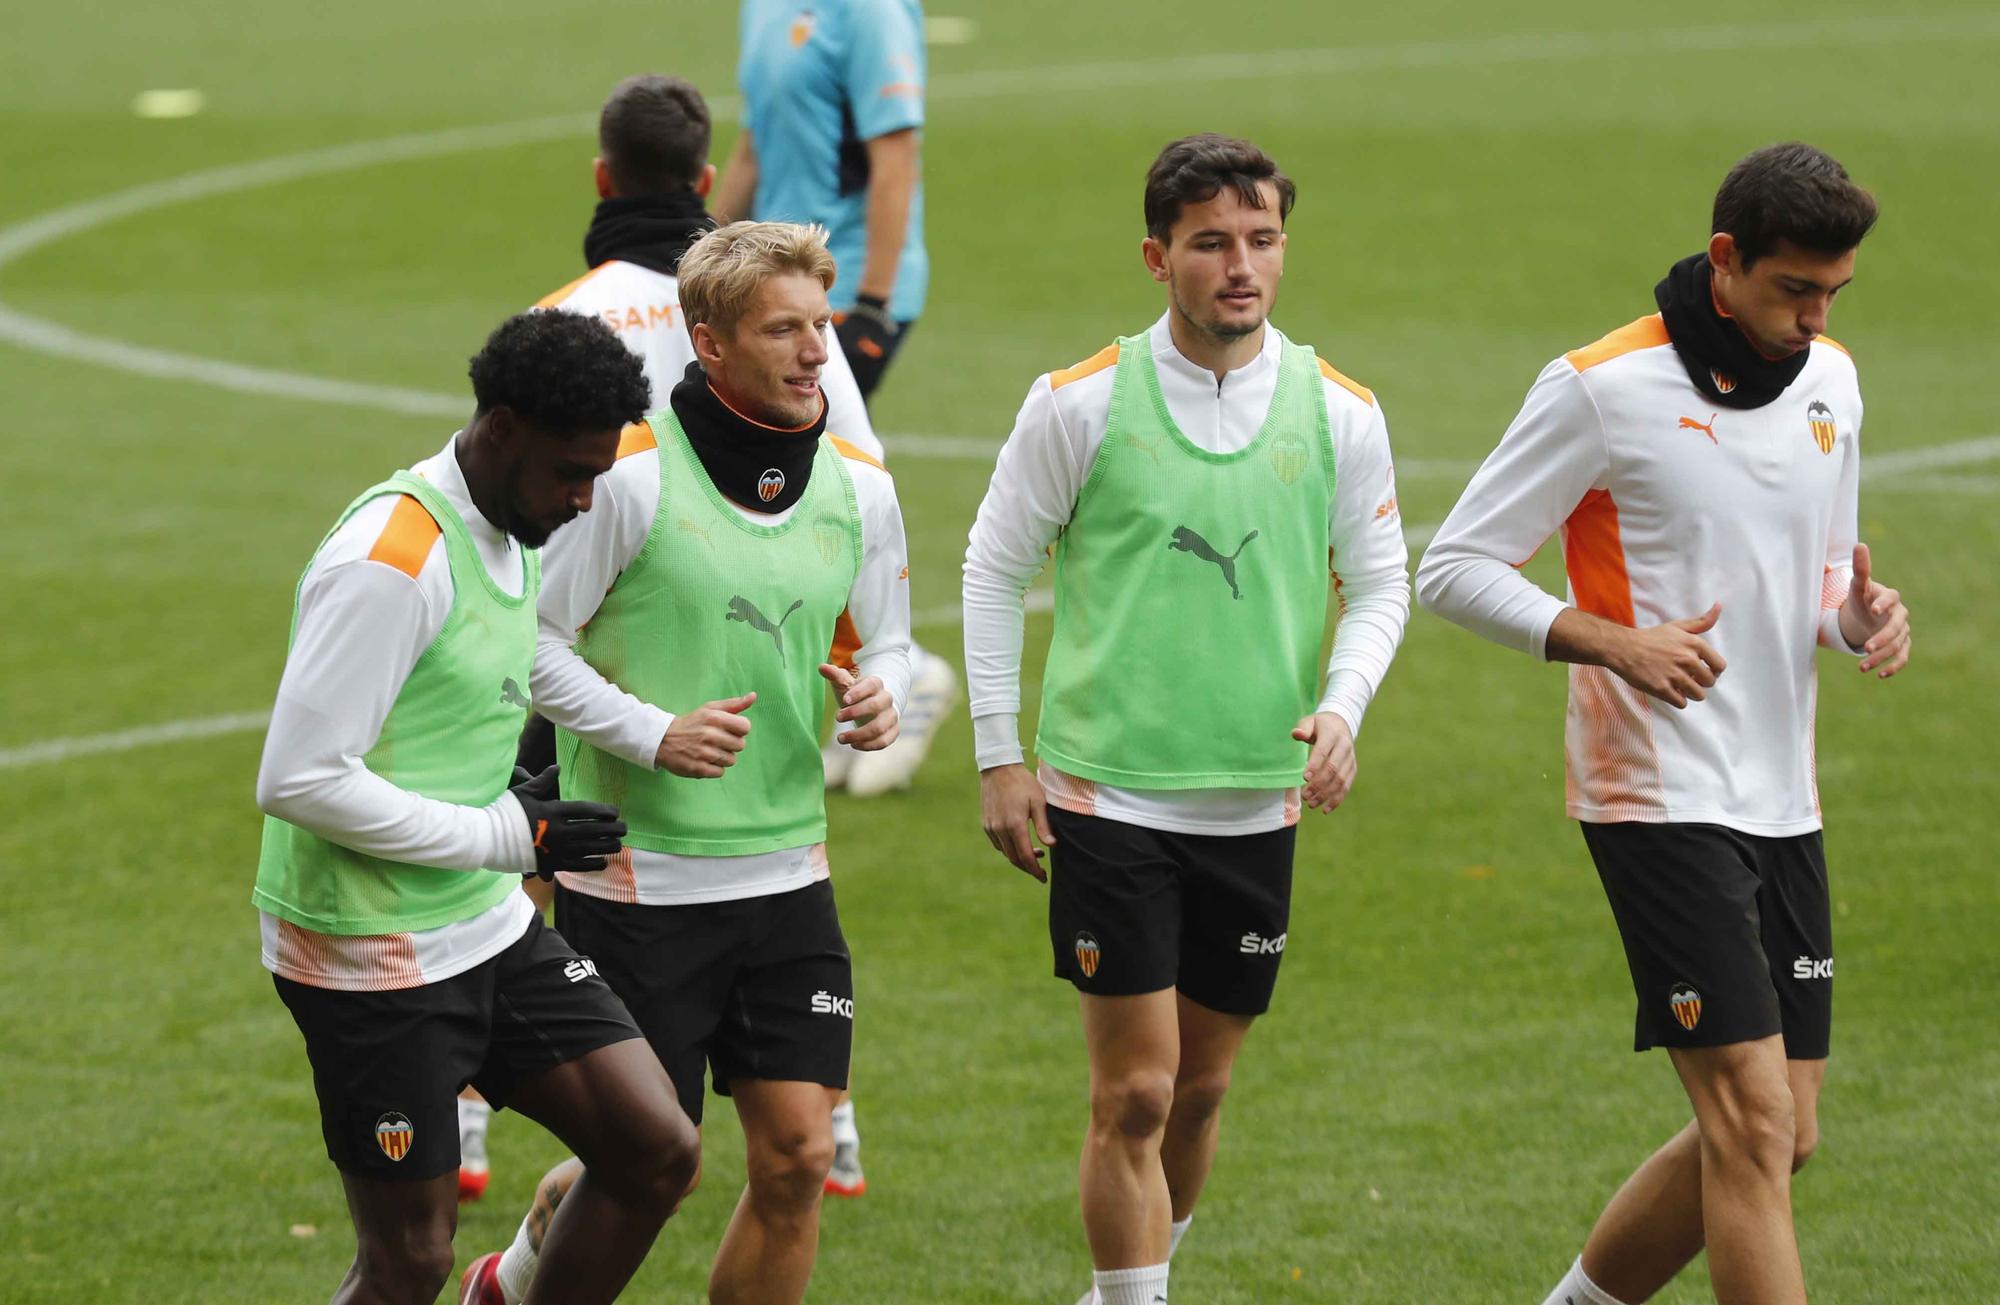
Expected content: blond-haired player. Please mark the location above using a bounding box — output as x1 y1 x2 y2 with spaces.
462 221 910 1305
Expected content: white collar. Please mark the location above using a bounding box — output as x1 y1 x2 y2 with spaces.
1146 310 1283 389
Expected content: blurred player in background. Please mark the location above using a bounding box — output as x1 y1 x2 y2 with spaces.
253 311 697 1305
963 135 1410 1305
719 0 958 801
464 222 910 1305
462 70 886 1206
1417 143 1909 1305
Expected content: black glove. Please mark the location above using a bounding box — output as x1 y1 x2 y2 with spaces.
833 294 898 399
509 764 627 881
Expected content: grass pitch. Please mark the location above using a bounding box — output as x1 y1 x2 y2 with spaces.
2 2 1996 1300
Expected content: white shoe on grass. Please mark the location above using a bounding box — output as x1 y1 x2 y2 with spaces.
822 739 854 791
843 647 959 797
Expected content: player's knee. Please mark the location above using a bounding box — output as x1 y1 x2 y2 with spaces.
641 1113 703 1214
1170 1067 1233 1127
355 1226 455 1300
1091 1071 1176 1142
748 1125 835 1209
1791 1115 1819 1173
1701 1066 1797 1174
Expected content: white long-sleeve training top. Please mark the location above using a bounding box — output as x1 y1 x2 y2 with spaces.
963 313 1411 836
533 425 914 905
537 258 883 462
1415 315 1864 836
255 436 538 990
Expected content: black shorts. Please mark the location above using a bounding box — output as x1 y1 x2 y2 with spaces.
1582 821 1833 1059
555 879 852 1125
1046 806 1295 1017
273 913 643 1179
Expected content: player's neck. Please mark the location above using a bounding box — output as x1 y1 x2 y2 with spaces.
452 424 509 535
1166 306 1265 383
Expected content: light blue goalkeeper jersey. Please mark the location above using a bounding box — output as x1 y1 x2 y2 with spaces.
738 0 929 321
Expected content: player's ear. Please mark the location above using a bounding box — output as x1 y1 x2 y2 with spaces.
593 158 614 200
1707 231 1740 278
1141 235 1171 284
694 163 716 199
690 321 724 368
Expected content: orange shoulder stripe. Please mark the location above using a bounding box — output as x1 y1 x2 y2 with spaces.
1050 342 1120 390
830 435 886 472
1316 357 1375 407
1565 314 1671 373
616 420 657 459
533 264 610 309
365 495 443 579
1815 335 1852 359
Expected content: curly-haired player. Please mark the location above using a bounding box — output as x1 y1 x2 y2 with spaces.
253 310 698 1305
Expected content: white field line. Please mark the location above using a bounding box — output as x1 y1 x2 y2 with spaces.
2 15 1997 421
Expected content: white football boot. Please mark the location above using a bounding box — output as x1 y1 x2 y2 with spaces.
842 645 959 797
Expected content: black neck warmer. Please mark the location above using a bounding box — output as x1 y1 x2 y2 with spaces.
582 191 716 277
1653 252 1809 410
669 362 825 512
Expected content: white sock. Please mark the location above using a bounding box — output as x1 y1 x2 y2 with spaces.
1093 1263 1168 1305
457 1097 491 1149
1168 1215 1191 1259
496 1216 538 1305
831 1100 859 1148
1542 1256 1628 1305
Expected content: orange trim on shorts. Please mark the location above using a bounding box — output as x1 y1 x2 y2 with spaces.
1316 357 1375 408
1564 314 1671 373
365 495 443 579
1049 343 1120 390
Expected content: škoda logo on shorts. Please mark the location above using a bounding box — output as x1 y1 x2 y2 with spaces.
1074 932 1102 979
1667 983 1702 1031
374 1112 414 1162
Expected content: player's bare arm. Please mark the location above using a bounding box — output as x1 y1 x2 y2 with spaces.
857 128 918 303
978 762 1054 882
820 662 899 750
1839 542 1912 677
1290 711 1357 812
1546 603 1728 709
654 692 757 777
713 127 757 223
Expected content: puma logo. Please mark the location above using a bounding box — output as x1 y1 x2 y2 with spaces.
1168 525 1258 599
726 595 804 661
1678 413 1718 445
499 677 531 710
1128 433 1162 465
677 517 714 548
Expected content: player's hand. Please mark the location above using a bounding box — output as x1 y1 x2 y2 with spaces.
509 765 627 880
1291 712 1357 813
1838 543 1911 678
833 295 898 395
1606 603 1727 708
655 694 756 778
979 762 1055 882
820 663 899 750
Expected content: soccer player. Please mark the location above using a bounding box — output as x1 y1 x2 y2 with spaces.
1415 143 1911 1305
474 72 885 1205
718 0 958 798
466 221 911 1305
962 135 1410 1305
252 310 699 1305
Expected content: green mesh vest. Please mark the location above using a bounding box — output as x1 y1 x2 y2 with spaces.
1036 334 1336 788
557 413 862 856
252 471 537 935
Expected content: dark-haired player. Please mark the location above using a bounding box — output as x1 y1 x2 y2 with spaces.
1418 143 1911 1305
963 135 1409 1305
253 311 698 1305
